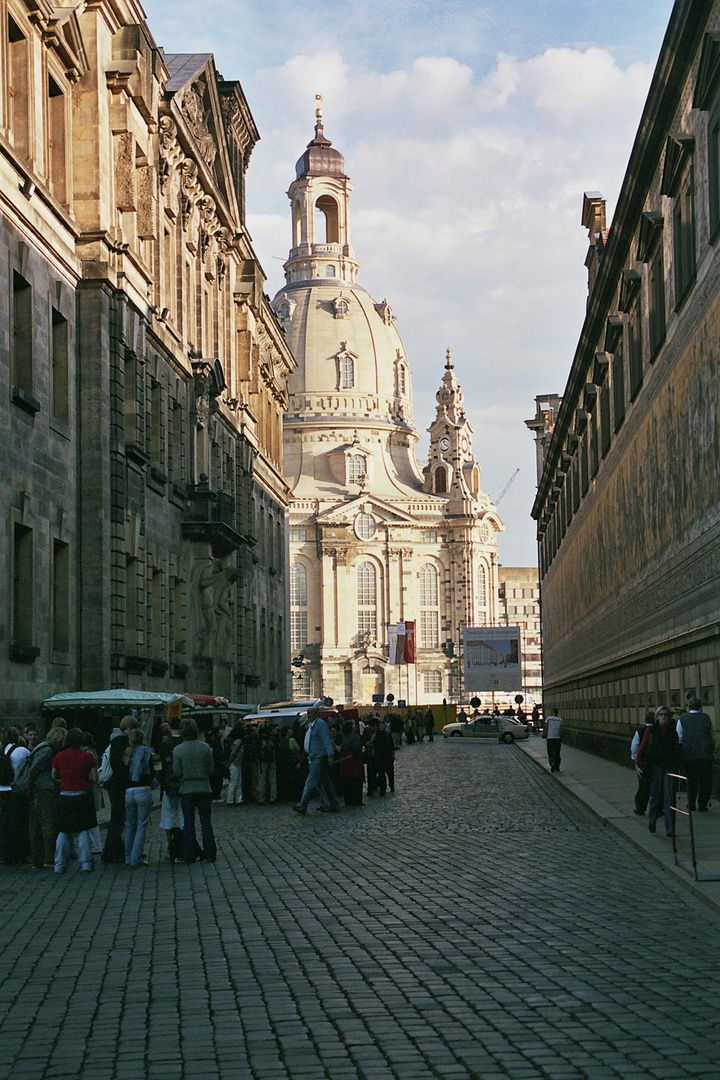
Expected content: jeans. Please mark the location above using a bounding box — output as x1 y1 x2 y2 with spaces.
299 757 340 810
226 761 243 804
684 758 713 812
648 767 677 834
125 787 153 866
547 739 562 770
30 788 58 867
180 793 216 863
54 830 93 872
102 783 126 863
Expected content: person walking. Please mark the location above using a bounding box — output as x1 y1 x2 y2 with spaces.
635 705 680 836
51 728 98 873
292 708 340 815
124 729 158 867
676 697 714 812
631 712 655 815
424 709 435 743
101 714 137 864
173 719 217 863
545 708 564 772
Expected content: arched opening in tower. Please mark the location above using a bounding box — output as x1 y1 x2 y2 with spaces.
315 195 339 244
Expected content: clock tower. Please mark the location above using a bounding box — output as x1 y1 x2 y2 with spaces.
424 348 483 510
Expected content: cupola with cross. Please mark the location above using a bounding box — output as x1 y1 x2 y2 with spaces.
284 95 359 286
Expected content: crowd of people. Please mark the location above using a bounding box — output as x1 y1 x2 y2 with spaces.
0 706 440 871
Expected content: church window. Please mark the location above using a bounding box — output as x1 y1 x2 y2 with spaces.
292 200 302 247
420 564 439 649
471 467 479 494
290 527 308 541
398 365 406 395
340 353 354 388
290 563 308 651
325 265 336 277
355 513 376 541
348 454 366 484
477 563 488 624
434 466 447 494
420 530 437 543
423 670 442 695
357 561 377 639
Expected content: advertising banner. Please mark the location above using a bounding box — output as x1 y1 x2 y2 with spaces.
404 620 416 664
463 626 522 692
389 622 405 665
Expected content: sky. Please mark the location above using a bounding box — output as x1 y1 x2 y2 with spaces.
143 0 676 566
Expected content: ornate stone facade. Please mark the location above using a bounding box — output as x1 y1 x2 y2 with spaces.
531 0 720 760
0 1 294 721
274 110 502 705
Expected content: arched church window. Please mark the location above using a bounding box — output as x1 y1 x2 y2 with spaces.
347 454 366 484
325 265 336 277
420 563 440 649
471 466 479 494
398 365 406 395
340 353 354 389
292 201 302 248
477 562 488 625
435 466 447 494
357 561 377 640
290 563 308 651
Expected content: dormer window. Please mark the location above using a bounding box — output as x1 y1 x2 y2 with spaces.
347 453 366 484
333 295 349 318
275 293 296 322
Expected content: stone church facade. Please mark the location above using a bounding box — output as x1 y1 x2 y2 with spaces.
273 109 503 706
1 1 294 722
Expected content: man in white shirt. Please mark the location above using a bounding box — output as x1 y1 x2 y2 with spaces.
545 709 564 773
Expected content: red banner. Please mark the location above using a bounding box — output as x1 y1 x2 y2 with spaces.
404 620 416 664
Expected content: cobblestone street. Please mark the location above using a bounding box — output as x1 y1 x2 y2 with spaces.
1 740 719 1079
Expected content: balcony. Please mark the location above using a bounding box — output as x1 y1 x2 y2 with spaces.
182 478 244 555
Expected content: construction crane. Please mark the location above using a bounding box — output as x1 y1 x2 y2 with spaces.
494 468 520 506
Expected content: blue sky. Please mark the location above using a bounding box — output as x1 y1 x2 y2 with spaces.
143 0 675 565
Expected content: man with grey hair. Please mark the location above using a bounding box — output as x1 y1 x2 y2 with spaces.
292 708 340 815
676 697 714 813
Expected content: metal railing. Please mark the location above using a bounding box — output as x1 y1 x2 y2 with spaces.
667 772 720 882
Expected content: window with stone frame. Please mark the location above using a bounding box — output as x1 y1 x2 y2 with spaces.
12 523 34 650
47 73 67 204
419 564 440 648
51 308 69 424
423 670 442 695
7 14 30 161
612 346 625 433
52 538 70 654
12 271 33 401
709 102 720 236
356 561 377 639
627 294 643 399
339 352 354 389
672 159 696 305
290 563 308 651
477 562 488 624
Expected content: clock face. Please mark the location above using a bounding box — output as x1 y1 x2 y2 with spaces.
439 436 450 452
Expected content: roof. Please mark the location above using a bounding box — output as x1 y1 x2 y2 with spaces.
163 53 213 92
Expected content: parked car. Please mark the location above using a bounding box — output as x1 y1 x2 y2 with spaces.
441 715 529 742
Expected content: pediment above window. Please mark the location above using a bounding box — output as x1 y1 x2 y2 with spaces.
660 135 694 197
693 33 720 111
638 211 663 262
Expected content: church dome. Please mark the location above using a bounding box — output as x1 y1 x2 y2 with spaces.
273 280 410 419
295 121 346 179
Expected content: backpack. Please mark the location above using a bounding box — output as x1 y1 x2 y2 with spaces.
0 747 16 787
97 741 113 785
11 751 32 795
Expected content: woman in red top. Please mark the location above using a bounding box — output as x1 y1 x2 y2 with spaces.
51 727 98 873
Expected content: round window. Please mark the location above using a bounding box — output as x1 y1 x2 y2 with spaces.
355 513 377 541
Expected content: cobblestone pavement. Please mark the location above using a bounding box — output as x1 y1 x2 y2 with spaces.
1 740 719 1079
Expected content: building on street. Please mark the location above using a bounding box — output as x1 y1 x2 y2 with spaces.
1 1 294 722
531 0 720 764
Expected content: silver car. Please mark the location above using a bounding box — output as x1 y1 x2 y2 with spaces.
441 715 529 743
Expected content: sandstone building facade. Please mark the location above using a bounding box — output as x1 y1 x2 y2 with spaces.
1 1 294 722
273 110 503 706
531 0 720 760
